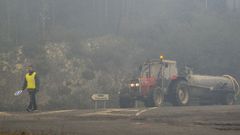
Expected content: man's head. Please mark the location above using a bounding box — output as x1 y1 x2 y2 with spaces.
26 64 34 73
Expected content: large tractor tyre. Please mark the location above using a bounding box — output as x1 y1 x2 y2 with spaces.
144 89 164 107
119 96 135 108
221 92 235 105
171 80 190 106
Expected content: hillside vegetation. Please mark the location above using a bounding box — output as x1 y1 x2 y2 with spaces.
0 0 240 110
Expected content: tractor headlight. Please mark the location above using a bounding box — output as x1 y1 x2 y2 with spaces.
135 83 140 87
130 83 135 87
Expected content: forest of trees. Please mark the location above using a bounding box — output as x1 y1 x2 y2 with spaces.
0 0 240 110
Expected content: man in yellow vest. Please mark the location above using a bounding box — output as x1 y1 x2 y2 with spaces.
22 64 40 112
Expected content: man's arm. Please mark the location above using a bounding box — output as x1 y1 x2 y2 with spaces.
35 73 40 91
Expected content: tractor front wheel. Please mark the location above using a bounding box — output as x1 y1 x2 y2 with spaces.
153 89 164 107
144 88 164 107
119 96 135 108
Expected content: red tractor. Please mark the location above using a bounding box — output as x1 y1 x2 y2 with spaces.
119 57 239 108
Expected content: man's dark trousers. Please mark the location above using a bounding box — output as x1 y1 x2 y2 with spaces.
27 90 37 110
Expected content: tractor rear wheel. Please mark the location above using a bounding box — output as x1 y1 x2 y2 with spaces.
221 92 235 105
171 80 190 106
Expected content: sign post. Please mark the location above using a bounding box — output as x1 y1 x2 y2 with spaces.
91 94 109 110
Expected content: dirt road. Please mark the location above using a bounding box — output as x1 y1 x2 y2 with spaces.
1 105 240 135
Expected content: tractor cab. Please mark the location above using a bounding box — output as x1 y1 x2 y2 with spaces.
138 59 178 96
120 56 180 108
140 59 178 80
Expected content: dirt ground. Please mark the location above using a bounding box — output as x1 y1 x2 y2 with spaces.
0 105 240 135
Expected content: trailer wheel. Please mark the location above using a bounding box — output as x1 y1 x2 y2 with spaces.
171 80 190 106
119 96 135 108
222 92 235 105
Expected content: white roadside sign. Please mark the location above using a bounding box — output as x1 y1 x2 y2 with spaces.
91 94 109 101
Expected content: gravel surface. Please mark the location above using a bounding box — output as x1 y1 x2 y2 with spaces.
1 105 240 135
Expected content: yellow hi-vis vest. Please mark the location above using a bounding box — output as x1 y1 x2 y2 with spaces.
26 72 36 89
